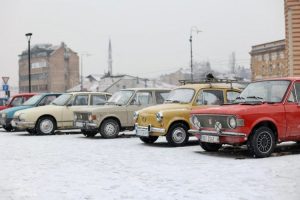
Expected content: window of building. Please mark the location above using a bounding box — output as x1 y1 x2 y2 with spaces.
32 61 47 69
269 65 273 75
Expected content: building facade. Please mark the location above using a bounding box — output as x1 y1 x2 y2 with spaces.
19 42 79 93
285 0 300 76
249 40 287 81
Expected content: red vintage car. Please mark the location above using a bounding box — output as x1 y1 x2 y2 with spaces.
0 93 36 111
189 77 300 158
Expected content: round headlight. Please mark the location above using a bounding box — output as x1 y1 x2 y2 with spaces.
19 113 26 121
133 111 139 120
156 112 163 122
190 115 201 129
228 116 237 129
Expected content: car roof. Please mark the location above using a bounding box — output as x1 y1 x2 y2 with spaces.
66 91 112 95
253 77 300 82
176 83 240 90
120 88 171 91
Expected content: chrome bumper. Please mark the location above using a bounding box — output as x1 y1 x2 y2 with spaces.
135 123 165 134
12 120 35 129
188 129 246 137
74 120 98 129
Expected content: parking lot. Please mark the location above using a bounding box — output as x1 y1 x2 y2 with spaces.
0 129 299 200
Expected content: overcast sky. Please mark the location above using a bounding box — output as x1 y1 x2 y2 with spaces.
0 0 284 86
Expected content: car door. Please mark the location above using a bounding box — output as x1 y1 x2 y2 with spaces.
284 81 300 138
62 94 89 128
126 91 154 126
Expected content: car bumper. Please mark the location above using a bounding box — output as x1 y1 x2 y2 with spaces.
74 120 98 130
11 120 35 129
188 129 248 144
135 123 166 137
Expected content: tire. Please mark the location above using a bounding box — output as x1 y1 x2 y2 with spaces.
82 130 97 138
36 117 56 135
247 126 276 158
100 119 120 139
3 124 13 132
200 142 222 152
139 136 159 144
166 123 189 147
26 128 37 135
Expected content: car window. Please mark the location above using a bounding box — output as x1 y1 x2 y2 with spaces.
288 82 300 103
227 91 240 103
130 92 153 105
155 91 169 104
38 95 58 106
91 95 107 105
73 95 89 106
196 90 224 105
11 96 24 106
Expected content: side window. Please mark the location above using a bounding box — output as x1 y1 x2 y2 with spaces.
196 90 224 105
227 91 240 103
288 83 300 103
11 97 24 106
131 92 153 105
39 95 57 106
73 95 88 106
155 91 169 104
106 94 112 100
91 95 107 105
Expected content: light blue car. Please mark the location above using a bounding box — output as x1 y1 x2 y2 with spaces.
0 93 61 131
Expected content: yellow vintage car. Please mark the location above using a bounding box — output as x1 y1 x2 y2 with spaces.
12 92 111 135
134 83 242 146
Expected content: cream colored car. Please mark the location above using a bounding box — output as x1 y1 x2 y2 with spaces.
73 88 170 138
12 92 111 135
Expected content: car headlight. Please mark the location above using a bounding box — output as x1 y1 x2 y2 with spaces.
190 115 201 129
133 111 139 121
156 112 163 122
88 114 96 122
227 116 237 129
18 113 26 121
1 113 7 118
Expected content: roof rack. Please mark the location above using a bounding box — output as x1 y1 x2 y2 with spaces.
178 78 238 88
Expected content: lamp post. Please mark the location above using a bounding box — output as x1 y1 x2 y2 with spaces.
189 27 201 81
80 52 91 91
25 33 32 93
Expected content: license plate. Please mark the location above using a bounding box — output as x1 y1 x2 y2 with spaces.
200 135 219 143
136 128 149 137
75 121 85 128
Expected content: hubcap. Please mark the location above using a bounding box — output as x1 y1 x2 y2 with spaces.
257 131 272 153
172 127 186 144
40 119 54 134
105 123 116 136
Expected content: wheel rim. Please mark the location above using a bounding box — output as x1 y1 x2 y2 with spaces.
104 123 116 136
257 131 272 153
40 119 54 134
172 127 186 144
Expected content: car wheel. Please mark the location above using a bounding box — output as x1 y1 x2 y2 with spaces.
139 136 159 144
36 117 56 135
166 123 189 147
248 126 276 158
3 124 13 132
100 119 120 138
82 130 97 138
200 142 222 152
26 128 37 135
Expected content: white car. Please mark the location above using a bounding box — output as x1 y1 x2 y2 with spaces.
12 92 111 135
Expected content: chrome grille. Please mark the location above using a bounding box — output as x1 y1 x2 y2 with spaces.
195 114 230 129
75 113 89 121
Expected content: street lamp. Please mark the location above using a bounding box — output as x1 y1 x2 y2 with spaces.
189 26 201 81
25 33 32 93
80 52 91 91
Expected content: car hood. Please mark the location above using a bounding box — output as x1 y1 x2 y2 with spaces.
2 105 33 118
139 103 192 115
73 105 122 114
191 103 273 116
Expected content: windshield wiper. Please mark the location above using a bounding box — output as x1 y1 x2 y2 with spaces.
165 99 182 103
246 96 264 102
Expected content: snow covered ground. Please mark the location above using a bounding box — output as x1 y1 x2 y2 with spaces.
0 129 299 200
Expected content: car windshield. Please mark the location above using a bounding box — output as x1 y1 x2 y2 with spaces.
236 80 290 103
51 94 72 106
165 88 195 103
23 95 43 106
107 90 134 105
